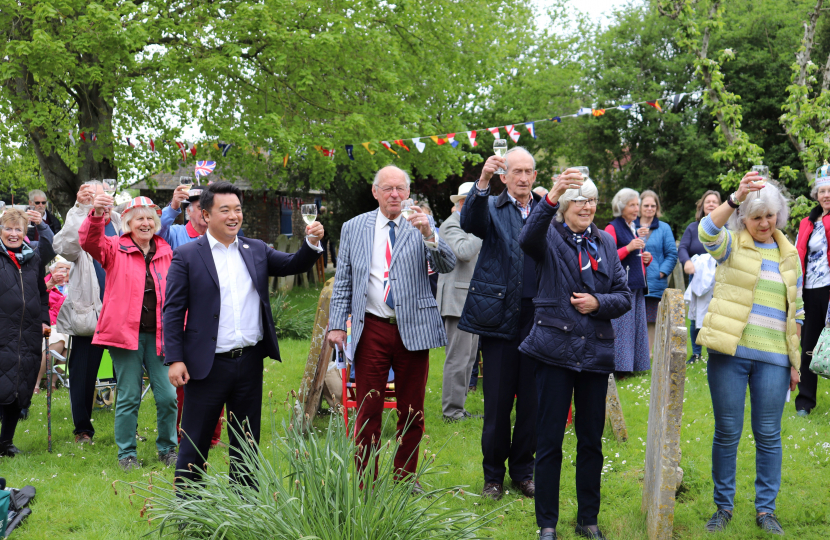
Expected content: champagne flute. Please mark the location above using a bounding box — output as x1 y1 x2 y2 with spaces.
750 165 769 200
0 201 5 218
493 139 508 175
573 166 589 201
301 204 318 237
102 179 117 208
179 176 194 194
400 199 415 219
636 226 647 257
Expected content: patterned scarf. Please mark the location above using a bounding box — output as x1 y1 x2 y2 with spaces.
0 240 34 269
564 224 602 292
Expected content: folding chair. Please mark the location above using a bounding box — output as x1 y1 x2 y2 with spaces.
341 363 397 435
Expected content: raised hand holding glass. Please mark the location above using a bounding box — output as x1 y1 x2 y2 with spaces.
301 204 318 237
493 139 508 175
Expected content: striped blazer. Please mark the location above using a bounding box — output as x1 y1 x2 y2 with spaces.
330 208 456 352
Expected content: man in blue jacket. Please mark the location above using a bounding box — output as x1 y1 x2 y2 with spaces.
460 147 542 501
159 185 208 249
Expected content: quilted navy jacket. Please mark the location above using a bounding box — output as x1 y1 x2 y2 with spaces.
517 198 633 373
458 186 543 339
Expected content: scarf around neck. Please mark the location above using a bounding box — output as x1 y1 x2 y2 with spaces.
0 240 34 269
563 223 602 292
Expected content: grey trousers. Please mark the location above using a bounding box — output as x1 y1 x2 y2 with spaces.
441 316 480 418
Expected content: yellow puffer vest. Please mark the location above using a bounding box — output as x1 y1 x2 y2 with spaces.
697 229 801 370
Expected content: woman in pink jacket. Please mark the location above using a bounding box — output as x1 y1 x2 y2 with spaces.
80 194 177 472
34 257 71 394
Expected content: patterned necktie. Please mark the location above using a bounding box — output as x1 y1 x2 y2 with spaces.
383 221 397 310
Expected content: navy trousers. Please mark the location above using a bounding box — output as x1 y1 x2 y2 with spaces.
479 298 537 484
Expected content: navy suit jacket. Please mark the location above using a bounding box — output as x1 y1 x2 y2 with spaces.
163 235 321 380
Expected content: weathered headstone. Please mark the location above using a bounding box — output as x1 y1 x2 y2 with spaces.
642 288 687 540
605 374 628 442
296 278 336 432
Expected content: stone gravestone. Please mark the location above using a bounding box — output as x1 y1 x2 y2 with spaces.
605 374 628 442
642 288 687 540
296 277 336 433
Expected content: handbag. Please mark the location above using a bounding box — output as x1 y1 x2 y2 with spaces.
809 326 830 379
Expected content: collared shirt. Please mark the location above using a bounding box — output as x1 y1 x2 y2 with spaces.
366 210 440 318
206 231 263 353
506 190 533 220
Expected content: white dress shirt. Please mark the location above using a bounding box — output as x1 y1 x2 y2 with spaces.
206 231 263 353
366 210 439 318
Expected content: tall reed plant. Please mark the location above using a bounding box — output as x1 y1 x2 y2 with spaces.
134 403 500 539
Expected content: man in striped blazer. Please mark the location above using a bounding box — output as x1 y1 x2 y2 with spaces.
328 165 456 489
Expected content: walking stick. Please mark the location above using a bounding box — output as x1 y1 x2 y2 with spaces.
43 328 52 453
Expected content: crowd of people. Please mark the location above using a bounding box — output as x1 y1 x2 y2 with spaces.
0 151 825 538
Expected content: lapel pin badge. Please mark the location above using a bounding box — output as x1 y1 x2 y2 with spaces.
243 244 249 249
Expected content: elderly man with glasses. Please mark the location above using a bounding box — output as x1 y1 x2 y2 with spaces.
26 189 62 243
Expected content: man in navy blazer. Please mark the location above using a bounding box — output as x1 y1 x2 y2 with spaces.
163 181 322 485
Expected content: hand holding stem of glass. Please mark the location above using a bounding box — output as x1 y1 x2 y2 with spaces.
400 199 414 220
179 176 194 194
493 139 508 175
301 204 318 237
102 179 117 207
750 165 769 199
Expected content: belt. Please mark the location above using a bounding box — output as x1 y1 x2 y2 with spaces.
366 312 397 325
216 345 255 359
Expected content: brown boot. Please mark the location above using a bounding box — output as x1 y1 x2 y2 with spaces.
482 482 504 501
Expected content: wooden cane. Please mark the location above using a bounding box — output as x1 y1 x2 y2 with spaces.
44 328 52 453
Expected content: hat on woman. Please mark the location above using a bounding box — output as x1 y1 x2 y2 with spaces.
121 196 162 217
450 182 476 203
816 162 830 189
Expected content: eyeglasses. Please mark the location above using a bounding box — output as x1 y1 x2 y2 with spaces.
571 198 599 208
2 227 24 234
32 201 47 205
377 186 410 194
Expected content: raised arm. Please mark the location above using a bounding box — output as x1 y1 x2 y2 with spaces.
79 195 118 269
519 195 557 261
159 205 181 244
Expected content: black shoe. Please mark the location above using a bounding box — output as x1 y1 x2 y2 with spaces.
687 354 701 365
19 408 28 420
539 531 557 540
705 508 732 532
158 449 178 467
482 482 503 501
756 513 784 535
574 523 606 539
118 456 141 472
0 442 21 458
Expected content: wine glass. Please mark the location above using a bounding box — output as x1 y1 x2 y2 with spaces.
493 139 508 175
102 179 117 208
301 204 318 237
0 201 5 217
573 166 590 201
750 165 769 200
636 225 647 257
400 199 414 219
179 176 194 194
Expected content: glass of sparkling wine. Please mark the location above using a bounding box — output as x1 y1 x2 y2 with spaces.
102 179 117 207
750 165 769 200
493 139 508 175
301 204 318 237
400 199 414 219
573 166 589 201
179 176 194 193
0 201 5 217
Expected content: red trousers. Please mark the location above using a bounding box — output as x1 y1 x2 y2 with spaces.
354 314 429 479
176 385 223 445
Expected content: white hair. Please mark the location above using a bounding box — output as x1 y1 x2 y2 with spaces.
504 146 536 171
555 179 600 222
122 206 161 234
373 166 411 187
727 180 790 232
28 189 46 200
810 182 830 199
49 257 72 273
611 188 640 217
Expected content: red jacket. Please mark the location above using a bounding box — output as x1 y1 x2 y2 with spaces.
45 275 66 326
79 212 173 355
796 206 830 275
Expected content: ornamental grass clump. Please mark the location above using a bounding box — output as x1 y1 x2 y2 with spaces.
136 405 499 539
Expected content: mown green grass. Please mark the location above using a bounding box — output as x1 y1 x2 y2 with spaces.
8 283 830 539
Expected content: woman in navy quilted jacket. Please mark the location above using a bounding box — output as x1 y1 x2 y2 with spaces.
519 170 632 540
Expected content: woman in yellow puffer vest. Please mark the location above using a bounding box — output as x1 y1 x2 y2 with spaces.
697 174 803 536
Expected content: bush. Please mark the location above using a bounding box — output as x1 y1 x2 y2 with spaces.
137 408 498 539
270 291 314 340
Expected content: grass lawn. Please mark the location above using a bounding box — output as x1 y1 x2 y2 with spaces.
8 281 830 539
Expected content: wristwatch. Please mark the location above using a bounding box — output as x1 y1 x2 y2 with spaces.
727 192 741 209
425 230 436 241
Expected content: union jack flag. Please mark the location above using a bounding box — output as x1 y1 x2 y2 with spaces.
382 235 393 305
194 160 216 178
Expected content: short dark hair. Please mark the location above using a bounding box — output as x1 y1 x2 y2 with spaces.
200 181 243 213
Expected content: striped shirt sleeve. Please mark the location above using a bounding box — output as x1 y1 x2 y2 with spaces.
698 215 735 264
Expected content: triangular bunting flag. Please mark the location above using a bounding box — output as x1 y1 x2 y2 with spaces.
646 100 663 112
551 117 562 123
467 131 478 147
488 127 500 137
430 135 447 145
126 137 135 148
380 141 399 155
505 125 520 143
345 144 355 161
577 108 592 116
361 142 376 155
80 132 87 142
314 145 335 159
190 143 197 157
525 123 536 139
592 109 606 117
68 131 75 145
412 138 426 153
149 139 156 152
283 154 289 167
91 133 97 141
446 133 459 148
618 104 633 110
394 140 411 152
175 141 186 160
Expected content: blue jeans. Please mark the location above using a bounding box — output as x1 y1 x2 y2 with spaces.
689 319 702 356
707 353 790 513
